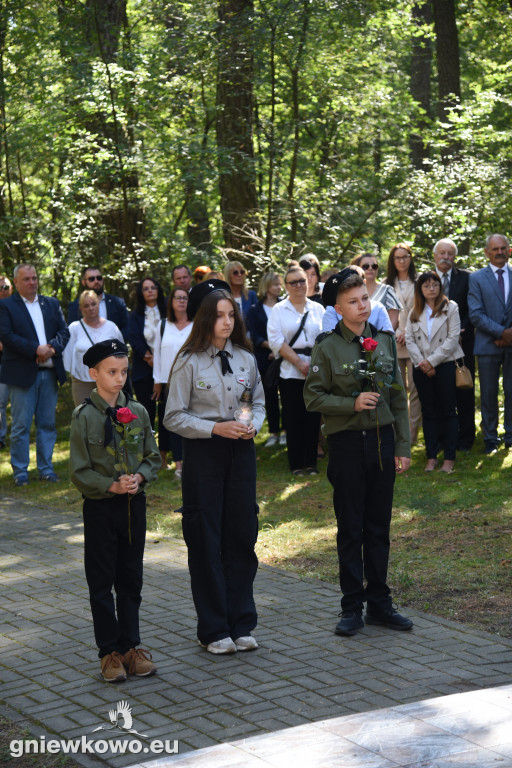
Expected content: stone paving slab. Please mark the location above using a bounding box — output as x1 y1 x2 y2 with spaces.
2 498 512 768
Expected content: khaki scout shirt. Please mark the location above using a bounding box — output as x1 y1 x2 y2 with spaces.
163 339 265 439
304 320 411 457
69 390 160 499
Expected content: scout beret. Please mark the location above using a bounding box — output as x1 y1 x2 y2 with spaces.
187 278 231 319
322 268 357 308
83 339 129 368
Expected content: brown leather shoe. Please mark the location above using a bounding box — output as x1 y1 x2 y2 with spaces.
100 651 127 683
122 647 157 677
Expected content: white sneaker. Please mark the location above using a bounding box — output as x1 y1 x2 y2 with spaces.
265 435 278 448
279 433 287 446
234 635 258 651
200 637 237 654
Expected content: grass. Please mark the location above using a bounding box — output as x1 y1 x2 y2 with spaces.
2 381 512 638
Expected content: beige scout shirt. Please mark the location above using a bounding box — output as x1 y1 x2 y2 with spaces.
163 339 266 440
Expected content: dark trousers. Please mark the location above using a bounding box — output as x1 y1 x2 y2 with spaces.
133 373 180 456
477 352 512 447
279 377 320 470
327 425 395 614
83 493 146 658
181 435 259 645
413 361 458 460
263 379 281 434
456 353 475 449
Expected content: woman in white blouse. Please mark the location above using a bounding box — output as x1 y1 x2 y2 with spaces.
153 287 193 477
405 272 463 473
385 243 421 443
267 266 325 476
64 290 124 406
350 253 402 330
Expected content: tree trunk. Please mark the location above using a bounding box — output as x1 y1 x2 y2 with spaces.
432 0 461 159
409 0 432 168
216 0 259 254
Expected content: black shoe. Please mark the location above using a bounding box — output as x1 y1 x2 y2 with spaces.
365 607 413 631
484 445 499 455
335 612 364 636
0 440 5 450
505 442 512 450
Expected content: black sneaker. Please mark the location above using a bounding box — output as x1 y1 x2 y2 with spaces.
335 612 364 636
365 607 413 631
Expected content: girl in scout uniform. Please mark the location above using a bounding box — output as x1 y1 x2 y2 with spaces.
304 270 412 637
164 280 265 655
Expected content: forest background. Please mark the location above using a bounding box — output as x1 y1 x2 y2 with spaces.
0 0 510 305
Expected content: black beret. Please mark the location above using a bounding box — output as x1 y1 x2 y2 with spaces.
322 269 356 308
83 339 129 368
187 278 231 319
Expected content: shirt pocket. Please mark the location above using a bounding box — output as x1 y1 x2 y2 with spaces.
87 433 106 462
194 377 219 394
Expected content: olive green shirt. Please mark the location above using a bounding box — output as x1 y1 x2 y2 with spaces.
303 320 411 457
69 389 160 499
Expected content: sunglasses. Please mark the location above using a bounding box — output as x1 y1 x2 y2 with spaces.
361 264 378 271
86 275 103 282
286 279 307 287
0 285 10 291
231 269 246 276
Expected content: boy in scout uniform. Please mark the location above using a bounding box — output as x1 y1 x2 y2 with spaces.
304 271 412 637
69 339 160 682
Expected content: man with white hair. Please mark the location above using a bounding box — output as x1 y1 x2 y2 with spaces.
433 238 475 451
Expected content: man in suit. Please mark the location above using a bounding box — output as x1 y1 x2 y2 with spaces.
468 234 512 454
67 266 129 339
171 264 193 293
0 264 70 485
0 274 13 449
433 238 475 450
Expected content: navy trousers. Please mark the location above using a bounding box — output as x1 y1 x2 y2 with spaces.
83 493 146 658
181 435 259 645
327 425 395 614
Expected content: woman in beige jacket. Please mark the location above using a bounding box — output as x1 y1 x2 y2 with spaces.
405 272 463 473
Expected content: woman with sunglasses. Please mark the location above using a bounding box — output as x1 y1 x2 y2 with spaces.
267 266 325 475
223 261 257 322
127 277 167 428
152 287 193 476
164 280 265 655
405 272 463 473
385 243 421 444
350 253 402 330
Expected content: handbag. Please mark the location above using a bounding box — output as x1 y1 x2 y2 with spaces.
263 312 309 389
455 358 473 389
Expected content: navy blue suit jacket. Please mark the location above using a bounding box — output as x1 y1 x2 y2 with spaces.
446 266 474 358
127 310 165 382
68 293 129 340
0 293 70 386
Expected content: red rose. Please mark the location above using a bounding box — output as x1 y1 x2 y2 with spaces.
116 407 138 424
361 338 378 352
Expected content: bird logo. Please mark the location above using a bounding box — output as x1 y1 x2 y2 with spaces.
92 700 148 737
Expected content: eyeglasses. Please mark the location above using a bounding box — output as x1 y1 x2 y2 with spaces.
231 269 246 276
286 279 307 287
86 275 103 282
393 255 410 262
0 285 10 291
174 296 188 302
361 264 378 271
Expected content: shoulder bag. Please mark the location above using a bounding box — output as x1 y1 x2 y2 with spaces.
455 358 473 389
263 311 309 389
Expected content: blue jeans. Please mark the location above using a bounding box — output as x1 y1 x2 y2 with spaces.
9 368 59 480
0 365 8 444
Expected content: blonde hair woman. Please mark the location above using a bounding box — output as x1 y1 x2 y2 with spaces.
223 261 257 321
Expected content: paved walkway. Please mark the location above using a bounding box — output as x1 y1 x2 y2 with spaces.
2 498 512 768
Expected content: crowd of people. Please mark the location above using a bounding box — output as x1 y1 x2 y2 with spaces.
0 235 511 678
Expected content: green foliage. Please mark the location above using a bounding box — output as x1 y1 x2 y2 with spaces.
0 0 511 296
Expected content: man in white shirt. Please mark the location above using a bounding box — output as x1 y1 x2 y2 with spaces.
0 264 69 485
468 234 512 454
